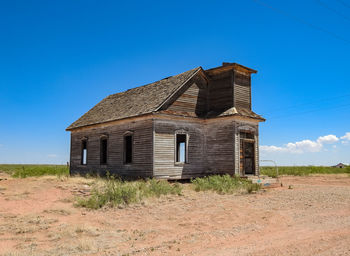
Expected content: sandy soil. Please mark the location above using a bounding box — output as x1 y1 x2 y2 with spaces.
0 173 349 256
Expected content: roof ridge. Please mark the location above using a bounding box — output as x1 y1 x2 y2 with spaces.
106 66 201 99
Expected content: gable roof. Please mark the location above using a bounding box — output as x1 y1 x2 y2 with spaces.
66 67 201 130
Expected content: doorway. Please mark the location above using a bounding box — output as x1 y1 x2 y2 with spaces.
240 140 255 176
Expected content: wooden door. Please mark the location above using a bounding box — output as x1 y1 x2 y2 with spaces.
240 141 255 175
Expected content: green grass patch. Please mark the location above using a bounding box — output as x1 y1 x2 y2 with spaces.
76 176 182 209
261 166 350 177
191 174 260 194
0 164 69 178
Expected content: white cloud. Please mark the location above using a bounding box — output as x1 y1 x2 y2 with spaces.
47 154 58 158
260 134 340 154
286 139 323 153
260 145 285 153
341 132 350 141
317 135 339 144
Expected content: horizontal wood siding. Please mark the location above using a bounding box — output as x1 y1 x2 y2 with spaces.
234 71 251 109
70 117 259 179
70 119 153 177
167 83 206 115
162 73 208 117
208 71 233 112
153 119 205 179
206 120 235 174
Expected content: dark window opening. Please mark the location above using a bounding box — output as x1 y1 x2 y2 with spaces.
81 140 87 165
124 135 133 164
240 132 254 140
100 138 108 165
176 134 187 163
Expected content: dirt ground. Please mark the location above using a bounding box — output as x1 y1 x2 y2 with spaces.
0 173 349 256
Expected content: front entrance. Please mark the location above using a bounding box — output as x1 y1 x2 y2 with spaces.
240 140 255 175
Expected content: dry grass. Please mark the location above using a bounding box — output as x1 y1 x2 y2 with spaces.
42 209 71 216
261 165 350 177
0 164 69 178
191 174 260 194
76 177 182 209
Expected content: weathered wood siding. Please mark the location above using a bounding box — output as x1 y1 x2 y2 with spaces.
153 118 247 178
205 119 235 174
234 71 251 109
164 69 252 114
153 119 205 179
161 73 208 117
69 117 260 178
167 82 206 114
70 119 153 177
208 71 234 112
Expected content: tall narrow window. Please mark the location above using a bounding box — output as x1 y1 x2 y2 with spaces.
100 137 108 165
124 134 133 164
81 140 87 165
176 134 187 163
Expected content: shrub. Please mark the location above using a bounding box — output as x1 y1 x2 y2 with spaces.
146 179 182 197
191 174 260 194
76 177 182 209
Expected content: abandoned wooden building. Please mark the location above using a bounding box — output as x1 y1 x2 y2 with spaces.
66 62 265 179
332 163 346 168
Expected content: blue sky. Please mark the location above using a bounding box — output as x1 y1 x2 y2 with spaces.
0 0 349 165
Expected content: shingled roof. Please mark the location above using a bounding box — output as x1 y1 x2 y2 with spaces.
67 67 201 130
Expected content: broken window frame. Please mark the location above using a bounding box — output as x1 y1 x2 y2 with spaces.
240 131 254 140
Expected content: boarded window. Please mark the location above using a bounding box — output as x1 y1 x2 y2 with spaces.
124 135 133 164
100 137 108 165
176 134 187 163
81 140 87 165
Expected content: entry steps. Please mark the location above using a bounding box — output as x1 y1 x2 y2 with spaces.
246 175 281 188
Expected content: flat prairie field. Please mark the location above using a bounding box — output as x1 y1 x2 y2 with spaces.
0 171 349 256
